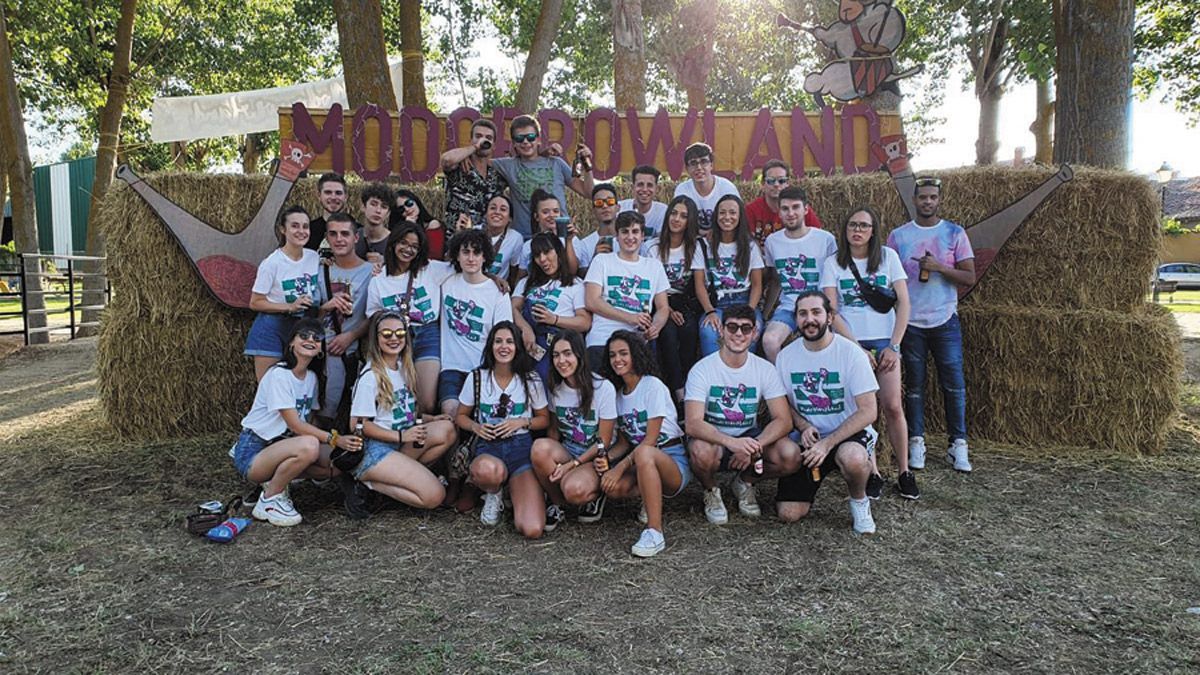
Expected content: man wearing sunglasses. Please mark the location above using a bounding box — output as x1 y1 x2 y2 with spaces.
440 118 509 230
745 160 824 249
673 142 740 232
886 176 975 474
492 115 594 239
684 304 797 524
617 165 668 242
575 183 621 275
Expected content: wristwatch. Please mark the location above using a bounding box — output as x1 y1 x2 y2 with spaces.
887 343 901 353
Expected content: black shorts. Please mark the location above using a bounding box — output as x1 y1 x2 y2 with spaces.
776 429 874 504
713 426 765 472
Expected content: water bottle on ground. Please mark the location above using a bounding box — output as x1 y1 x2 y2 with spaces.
206 517 252 543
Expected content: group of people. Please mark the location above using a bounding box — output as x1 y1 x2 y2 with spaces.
229 114 976 558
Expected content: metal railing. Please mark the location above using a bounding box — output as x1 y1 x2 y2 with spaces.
0 254 110 345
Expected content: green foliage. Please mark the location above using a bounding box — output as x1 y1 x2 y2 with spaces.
1135 0 1200 123
1162 216 1200 236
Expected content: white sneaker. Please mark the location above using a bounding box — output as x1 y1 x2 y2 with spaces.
638 502 648 525
252 490 302 527
947 439 972 473
908 436 927 470
849 497 875 535
631 527 666 557
702 487 729 525
730 478 761 517
481 491 504 526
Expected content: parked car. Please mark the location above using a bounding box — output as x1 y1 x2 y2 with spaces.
1156 263 1200 289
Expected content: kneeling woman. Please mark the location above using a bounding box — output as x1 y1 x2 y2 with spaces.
455 321 550 537
531 330 617 530
600 330 689 558
349 312 455 510
231 318 362 526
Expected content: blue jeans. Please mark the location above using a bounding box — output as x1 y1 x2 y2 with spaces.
901 313 966 441
699 293 762 357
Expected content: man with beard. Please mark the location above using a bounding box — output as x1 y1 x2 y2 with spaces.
762 187 837 362
440 119 509 230
744 160 823 249
886 176 975 473
774 291 879 534
307 173 352 251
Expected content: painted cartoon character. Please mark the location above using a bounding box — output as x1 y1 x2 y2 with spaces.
800 368 832 409
561 407 588 445
718 384 748 424
447 298 478 337
620 409 643 442
781 255 809 290
617 275 644 296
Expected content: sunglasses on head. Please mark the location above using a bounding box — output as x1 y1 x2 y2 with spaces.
593 196 617 208
512 132 538 143
915 177 942 188
378 328 407 340
723 321 755 335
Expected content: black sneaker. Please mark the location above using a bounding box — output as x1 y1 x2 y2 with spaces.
338 473 372 520
578 495 606 523
544 504 566 532
897 471 920 500
245 484 262 508
865 473 884 501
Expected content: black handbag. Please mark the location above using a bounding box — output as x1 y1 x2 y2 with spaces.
447 369 482 481
697 238 719 309
849 261 898 314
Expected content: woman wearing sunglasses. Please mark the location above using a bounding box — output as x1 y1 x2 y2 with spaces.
530 330 617 530
455 321 550 536
231 318 362 527
391 189 446 260
694 194 765 357
820 206 918 501
512 233 592 383
600 330 688 558
349 312 453 512
647 195 705 403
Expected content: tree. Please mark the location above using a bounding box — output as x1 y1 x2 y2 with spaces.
333 0 397 108
1053 0 1135 168
613 0 646 110
515 0 565 111
1134 0 1200 123
657 0 717 109
399 0 427 108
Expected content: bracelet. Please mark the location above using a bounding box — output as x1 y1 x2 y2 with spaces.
572 459 580 468
705 310 716 317
328 430 338 446
553 314 559 326
397 429 404 445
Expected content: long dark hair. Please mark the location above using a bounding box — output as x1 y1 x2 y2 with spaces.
548 330 595 413
709 194 752 278
278 317 327 406
659 195 700 267
601 330 660 388
391 189 435 228
836 205 883 274
480 321 537 405
529 188 559 232
384 222 430 276
526 232 576 290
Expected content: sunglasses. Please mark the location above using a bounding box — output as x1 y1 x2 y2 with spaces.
915 177 943 188
296 330 323 342
686 157 713 169
378 328 407 340
512 132 538 143
592 196 617 208
723 322 756 335
764 177 790 186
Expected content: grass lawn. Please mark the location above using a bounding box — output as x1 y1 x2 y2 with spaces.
1149 289 1200 312
1 340 1199 672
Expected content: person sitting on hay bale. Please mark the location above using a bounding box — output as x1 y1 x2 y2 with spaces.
390 189 445 261
356 182 395 267
774 291 879 534
886 176 975 473
314 213 373 433
230 318 364 527
673 142 741 233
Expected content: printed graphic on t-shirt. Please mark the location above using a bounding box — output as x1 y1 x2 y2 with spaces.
282 274 318 302
382 285 436 325
664 259 688 288
707 255 745 290
295 393 315 421
556 405 598 446
526 285 564 312
480 399 527 425
705 384 758 429
775 255 819 293
838 274 888 308
790 370 845 415
698 208 715 231
605 275 651 313
619 408 666 446
512 165 555 205
444 295 486 341
390 387 418 429
488 252 508 277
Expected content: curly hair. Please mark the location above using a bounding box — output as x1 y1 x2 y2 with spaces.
384 222 430 276
446 228 495 272
601 330 660 387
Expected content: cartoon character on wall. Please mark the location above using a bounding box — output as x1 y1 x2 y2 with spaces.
778 0 922 107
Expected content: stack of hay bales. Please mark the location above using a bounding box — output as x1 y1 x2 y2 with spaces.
96 166 1180 452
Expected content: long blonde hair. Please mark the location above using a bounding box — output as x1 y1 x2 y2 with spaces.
362 312 418 410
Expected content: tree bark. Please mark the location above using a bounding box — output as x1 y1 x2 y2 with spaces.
1031 77 1054 163
0 7 47 343
515 0 565 112
976 82 1003 164
971 13 1008 165
399 0 426 108
172 140 188 169
241 133 263 173
1053 0 1134 168
612 0 646 110
333 0 398 109
665 0 716 111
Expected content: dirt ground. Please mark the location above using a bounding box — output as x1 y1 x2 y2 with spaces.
1 339 1198 672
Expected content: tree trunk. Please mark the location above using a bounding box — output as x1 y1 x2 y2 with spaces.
79 0 137 336
242 133 263 173
1032 77 1054 163
172 140 188 169
612 0 646 110
1053 0 1134 168
666 0 716 111
515 0 565 112
399 0 426 108
0 7 47 343
333 0 398 109
975 82 1003 164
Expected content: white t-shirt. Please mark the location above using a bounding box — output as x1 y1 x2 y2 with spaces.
440 275 514 371
350 364 420 431
616 375 683 446
549 378 618 450
518 234 573 271
617 199 668 240
685 352 787 437
645 241 705 295
693 240 765 301
774 334 878 437
674 177 740 231
513 277 586 319
240 366 319 440
366 260 454 326
583 252 670 347
459 370 549 431
819 246 908 341
488 228 525 277
252 248 322 308
764 227 838 312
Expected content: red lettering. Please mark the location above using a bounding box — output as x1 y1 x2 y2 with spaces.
538 109 576 151
840 103 883 174
583 108 622 180
445 107 481 149
741 108 785 180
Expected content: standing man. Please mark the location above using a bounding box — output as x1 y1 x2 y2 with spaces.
886 176 975 473
440 119 508 230
307 173 351 251
684 304 798 524
618 165 668 241
744 160 823 249
673 143 740 233
493 115 594 239
355 183 395 266
774 291 879 534
761 187 838 362
316 213 373 430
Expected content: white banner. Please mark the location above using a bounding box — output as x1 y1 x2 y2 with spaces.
150 62 404 143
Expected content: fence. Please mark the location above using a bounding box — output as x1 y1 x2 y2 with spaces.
0 254 109 345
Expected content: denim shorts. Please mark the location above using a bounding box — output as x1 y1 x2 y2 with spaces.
563 438 589 459
244 313 297 358
355 437 398 480
769 304 797 330
662 440 692 497
439 369 469 405
231 428 272 478
859 338 892 357
412 322 441 362
478 432 534 478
